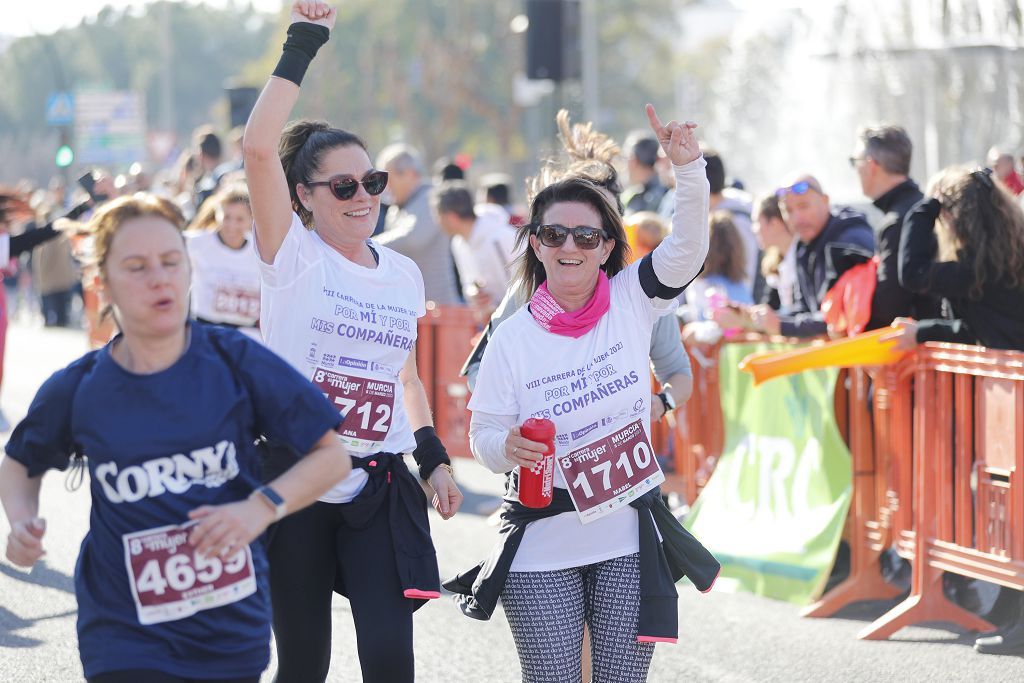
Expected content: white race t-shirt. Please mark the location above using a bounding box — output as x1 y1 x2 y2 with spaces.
187 231 262 328
257 214 426 503
468 260 675 572
451 207 520 306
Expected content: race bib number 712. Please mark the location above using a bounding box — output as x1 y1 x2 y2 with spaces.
313 368 395 450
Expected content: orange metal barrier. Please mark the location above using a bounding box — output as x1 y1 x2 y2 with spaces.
801 364 908 616
417 304 479 459
859 343 1024 640
670 344 725 504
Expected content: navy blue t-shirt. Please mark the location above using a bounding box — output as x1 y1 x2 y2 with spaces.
4 324 342 679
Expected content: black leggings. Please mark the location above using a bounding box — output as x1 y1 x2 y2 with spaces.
88 672 257 683
267 498 415 683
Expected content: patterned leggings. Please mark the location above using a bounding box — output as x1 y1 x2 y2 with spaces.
501 553 655 683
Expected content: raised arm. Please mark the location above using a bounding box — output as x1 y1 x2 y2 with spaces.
643 104 710 293
244 1 336 264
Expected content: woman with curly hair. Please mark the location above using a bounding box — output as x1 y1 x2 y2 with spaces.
885 166 1024 351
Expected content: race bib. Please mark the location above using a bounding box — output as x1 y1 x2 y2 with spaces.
123 522 256 626
559 419 664 524
313 368 395 450
213 286 260 320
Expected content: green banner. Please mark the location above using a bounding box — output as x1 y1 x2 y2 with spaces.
685 342 852 604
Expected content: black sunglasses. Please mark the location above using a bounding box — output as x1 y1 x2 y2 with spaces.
307 170 389 201
534 224 609 250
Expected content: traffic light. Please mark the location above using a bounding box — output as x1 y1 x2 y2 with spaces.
55 144 74 168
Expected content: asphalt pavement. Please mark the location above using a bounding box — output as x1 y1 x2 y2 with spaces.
1 320 1021 681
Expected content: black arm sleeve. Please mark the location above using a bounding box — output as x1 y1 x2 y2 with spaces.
638 253 702 300
9 226 60 259
916 318 974 345
898 198 975 297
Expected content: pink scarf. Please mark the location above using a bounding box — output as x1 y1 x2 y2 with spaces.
529 272 611 338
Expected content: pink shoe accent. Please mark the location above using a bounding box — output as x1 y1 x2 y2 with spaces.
369 460 377 467
403 589 441 600
637 636 677 644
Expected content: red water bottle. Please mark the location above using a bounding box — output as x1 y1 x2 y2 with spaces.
518 418 556 508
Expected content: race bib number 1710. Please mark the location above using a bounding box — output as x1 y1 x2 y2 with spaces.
559 419 664 524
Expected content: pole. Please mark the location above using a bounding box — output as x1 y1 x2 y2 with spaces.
581 0 599 124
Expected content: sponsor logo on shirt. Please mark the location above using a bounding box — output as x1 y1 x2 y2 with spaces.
94 440 239 504
337 356 370 370
571 421 600 441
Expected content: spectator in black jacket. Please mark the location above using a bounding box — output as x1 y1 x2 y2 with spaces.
746 175 875 338
885 167 1024 351
851 125 942 330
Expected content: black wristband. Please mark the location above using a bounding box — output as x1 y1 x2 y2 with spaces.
272 22 330 86
413 426 451 480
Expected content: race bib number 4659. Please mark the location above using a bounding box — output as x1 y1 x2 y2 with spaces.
313 368 395 450
123 522 256 625
559 419 664 524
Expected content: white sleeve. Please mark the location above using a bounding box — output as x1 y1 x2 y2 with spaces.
0 234 9 266
469 411 517 473
650 157 711 288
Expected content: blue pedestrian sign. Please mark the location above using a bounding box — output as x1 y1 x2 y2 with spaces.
45 91 75 126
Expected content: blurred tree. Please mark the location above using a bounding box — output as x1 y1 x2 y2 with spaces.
0 1 273 182
0 0 684 183
243 0 681 169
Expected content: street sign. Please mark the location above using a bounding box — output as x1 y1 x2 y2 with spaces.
74 90 147 167
45 91 75 126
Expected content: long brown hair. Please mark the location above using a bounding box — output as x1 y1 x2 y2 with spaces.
928 167 1024 299
705 211 748 283
525 109 625 215
512 177 628 302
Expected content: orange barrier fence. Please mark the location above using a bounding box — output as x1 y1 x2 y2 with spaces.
416 305 479 459
664 335 1023 642
859 343 1024 640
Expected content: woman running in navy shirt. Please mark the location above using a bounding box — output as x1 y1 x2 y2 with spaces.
0 194 351 683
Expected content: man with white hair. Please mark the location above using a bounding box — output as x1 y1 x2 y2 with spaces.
375 143 460 305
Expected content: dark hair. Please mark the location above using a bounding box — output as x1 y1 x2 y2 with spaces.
195 128 222 159
628 137 660 169
433 157 464 182
704 149 726 194
754 193 783 222
512 177 629 301
432 181 475 220
929 166 1024 300
484 182 511 206
279 119 368 228
859 125 912 176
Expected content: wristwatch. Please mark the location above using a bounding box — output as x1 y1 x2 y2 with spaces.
251 485 288 522
656 391 676 420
